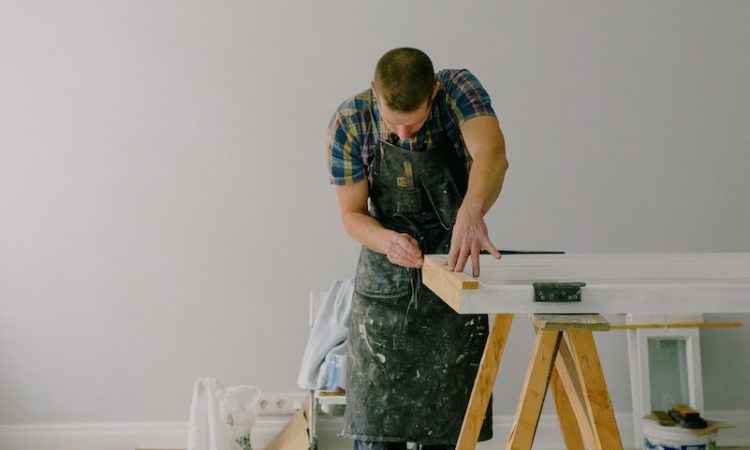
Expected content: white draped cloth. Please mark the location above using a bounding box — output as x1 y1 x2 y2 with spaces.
297 279 353 390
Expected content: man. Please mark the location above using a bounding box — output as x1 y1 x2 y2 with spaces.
327 48 508 450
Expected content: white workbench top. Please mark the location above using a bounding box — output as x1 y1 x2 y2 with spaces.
437 253 750 314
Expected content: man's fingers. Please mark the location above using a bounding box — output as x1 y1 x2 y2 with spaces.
389 248 421 268
483 237 502 259
404 237 423 259
394 234 420 257
454 245 471 273
399 245 423 267
388 233 423 268
471 243 481 277
399 236 422 264
446 241 459 271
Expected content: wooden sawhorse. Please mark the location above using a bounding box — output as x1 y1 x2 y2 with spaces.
456 313 623 450
421 252 750 449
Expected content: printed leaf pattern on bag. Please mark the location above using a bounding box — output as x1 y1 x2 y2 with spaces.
235 433 252 450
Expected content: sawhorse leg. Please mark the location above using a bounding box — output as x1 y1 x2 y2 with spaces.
566 330 623 449
507 314 623 450
553 336 596 449
550 365 587 449
506 329 561 449
456 313 514 450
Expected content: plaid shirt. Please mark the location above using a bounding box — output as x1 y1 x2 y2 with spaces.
327 69 496 185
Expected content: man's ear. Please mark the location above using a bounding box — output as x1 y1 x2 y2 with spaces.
431 82 440 100
370 81 377 98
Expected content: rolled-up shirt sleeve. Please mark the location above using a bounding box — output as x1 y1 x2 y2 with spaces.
440 69 496 126
327 111 365 186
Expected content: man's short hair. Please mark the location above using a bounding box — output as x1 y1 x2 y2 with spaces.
374 48 435 112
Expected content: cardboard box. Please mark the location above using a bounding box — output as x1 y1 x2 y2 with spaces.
265 399 310 450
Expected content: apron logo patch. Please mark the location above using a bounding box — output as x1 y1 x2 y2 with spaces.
398 162 414 188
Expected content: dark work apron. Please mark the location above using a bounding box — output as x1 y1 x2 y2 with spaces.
342 98 492 444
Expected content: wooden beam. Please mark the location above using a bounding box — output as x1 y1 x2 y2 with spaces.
506 330 561 450
550 368 586 450
456 314 514 450
449 253 750 315
610 321 742 330
422 255 478 313
534 314 610 332
423 255 479 288
567 330 624 450
555 337 599 449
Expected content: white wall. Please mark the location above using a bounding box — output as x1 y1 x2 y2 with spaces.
1 0 749 429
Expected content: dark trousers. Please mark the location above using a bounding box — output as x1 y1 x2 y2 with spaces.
353 440 455 450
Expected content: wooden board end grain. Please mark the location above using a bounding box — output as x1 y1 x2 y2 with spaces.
422 255 478 313
423 255 479 289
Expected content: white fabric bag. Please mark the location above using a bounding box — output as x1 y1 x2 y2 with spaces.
188 377 262 450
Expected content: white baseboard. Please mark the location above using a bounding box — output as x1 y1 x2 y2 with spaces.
1 410 748 450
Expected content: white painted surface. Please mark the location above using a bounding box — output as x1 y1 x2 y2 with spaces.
451 253 750 313
1 0 749 429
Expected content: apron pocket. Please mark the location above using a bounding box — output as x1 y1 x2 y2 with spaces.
424 179 461 229
354 247 411 298
387 186 423 214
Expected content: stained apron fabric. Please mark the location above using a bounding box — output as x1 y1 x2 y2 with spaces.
342 117 493 444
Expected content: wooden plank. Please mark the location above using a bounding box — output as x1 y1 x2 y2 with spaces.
445 253 750 314
555 337 599 449
506 330 561 450
626 313 704 324
471 253 750 282
422 258 462 312
610 321 742 330
459 284 750 314
567 330 624 450
422 255 477 312
423 255 479 289
550 368 586 450
456 314 514 450
533 314 610 332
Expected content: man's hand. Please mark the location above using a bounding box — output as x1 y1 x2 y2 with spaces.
446 203 501 277
386 232 423 268
335 181 424 268
445 115 507 277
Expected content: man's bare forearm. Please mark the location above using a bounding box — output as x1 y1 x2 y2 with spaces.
335 181 423 268
447 115 508 275
461 143 508 216
340 210 397 255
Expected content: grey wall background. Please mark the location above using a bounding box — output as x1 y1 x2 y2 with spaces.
1 0 749 425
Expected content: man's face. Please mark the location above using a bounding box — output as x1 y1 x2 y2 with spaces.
377 98 431 142
372 82 438 141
